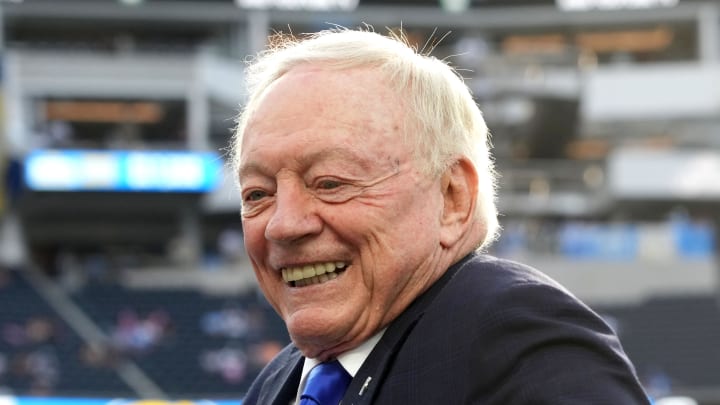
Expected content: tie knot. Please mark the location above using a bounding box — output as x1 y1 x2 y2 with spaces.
301 360 352 405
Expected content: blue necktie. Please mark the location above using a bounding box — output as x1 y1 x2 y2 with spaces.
300 360 352 405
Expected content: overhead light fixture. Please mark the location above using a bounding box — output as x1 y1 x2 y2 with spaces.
439 0 471 13
235 0 359 11
118 0 144 6
556 0 678 12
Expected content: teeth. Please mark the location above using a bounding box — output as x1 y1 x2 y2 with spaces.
281 262 347 284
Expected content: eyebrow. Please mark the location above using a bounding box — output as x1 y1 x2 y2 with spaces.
303 147 375 171
237 162 267 182
238 146 378 181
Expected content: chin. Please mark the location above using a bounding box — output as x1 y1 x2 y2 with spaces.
288 325 353 360
291 335 337 359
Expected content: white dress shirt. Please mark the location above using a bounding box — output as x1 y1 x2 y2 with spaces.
294 329 386 404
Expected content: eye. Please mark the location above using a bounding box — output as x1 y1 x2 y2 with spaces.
245 189 268 202
311 177 359 204
317 179 342 190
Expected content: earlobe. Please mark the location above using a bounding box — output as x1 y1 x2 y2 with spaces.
439 158 478 248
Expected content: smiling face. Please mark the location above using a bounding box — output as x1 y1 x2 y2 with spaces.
238 65 451 359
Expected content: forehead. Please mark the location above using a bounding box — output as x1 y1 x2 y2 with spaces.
239 65 408 166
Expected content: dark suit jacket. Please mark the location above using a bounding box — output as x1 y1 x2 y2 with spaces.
243 253 651 404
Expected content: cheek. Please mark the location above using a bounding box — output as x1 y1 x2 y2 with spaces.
389 189 442 232
242 218 284 312
385 198 443 260
241 217 266 254
337 187 441 251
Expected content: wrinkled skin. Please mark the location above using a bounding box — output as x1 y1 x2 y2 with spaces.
238 65 478 360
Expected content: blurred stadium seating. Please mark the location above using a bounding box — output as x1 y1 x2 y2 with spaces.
0 0 719 403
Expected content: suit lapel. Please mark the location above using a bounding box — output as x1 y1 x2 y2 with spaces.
340 253 474 405
258 346 304 405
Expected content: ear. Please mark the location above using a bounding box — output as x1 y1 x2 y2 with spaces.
439 157 478 249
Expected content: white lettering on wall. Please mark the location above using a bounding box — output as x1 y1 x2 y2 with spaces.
556 0 678 11
236 0 359 11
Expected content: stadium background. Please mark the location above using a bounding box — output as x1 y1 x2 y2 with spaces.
0 0 718 403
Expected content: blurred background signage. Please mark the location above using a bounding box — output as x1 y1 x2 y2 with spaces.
44 101 164 124
23 150 222 193
556 0 679 11
234 0 359 11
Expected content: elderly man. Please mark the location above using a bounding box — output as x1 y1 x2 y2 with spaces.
233 28 650 404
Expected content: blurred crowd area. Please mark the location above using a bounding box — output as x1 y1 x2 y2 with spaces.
493 211 715 262
0 268 288 399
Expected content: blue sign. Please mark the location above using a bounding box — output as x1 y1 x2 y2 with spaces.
2 397 241 405
24 149 222 193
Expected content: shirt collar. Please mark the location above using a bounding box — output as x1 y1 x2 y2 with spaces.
296 329 386 402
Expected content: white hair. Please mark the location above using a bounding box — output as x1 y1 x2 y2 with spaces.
232 27 499 249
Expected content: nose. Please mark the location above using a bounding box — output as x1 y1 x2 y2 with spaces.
265 180 323 243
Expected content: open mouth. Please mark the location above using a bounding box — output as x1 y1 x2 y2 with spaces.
281 262 348 287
